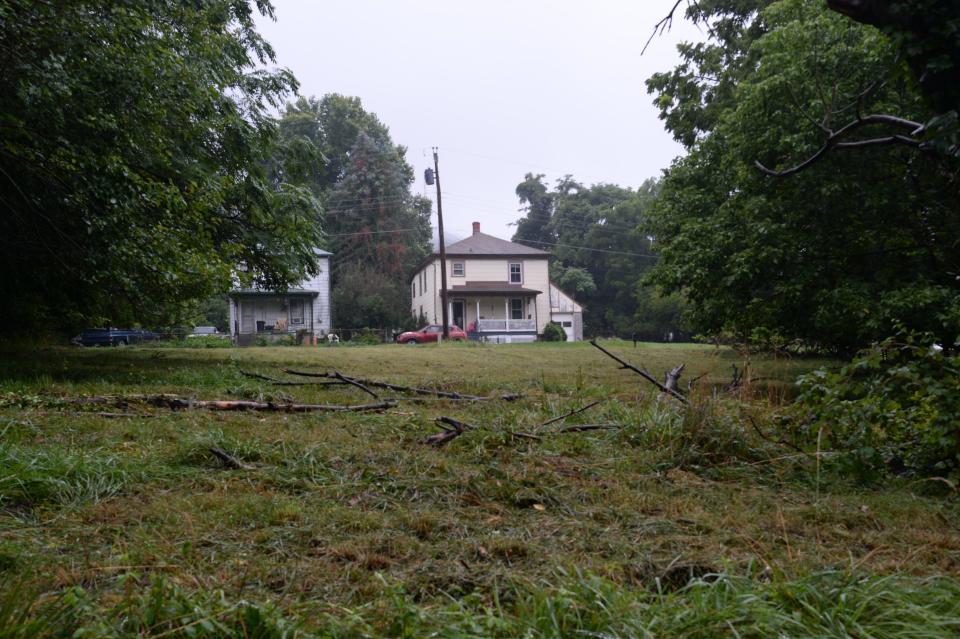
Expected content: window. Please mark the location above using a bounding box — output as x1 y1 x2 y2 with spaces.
562 321 572 327
509 262 522 284
289 299 304 325
510 298 523 320
412 282 416 299
423 270 427 293
452 262 464 277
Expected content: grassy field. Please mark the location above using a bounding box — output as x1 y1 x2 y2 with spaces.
1 341 959 637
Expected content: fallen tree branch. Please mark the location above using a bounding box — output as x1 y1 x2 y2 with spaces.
589 340 688 404
423 416 475 446
534 400 602 432
282 368 520 401
61 394 395 413
239 370 344 387
664 363 686 393
209 447 254 470
746 415 807 455
333 371 379 399
557 423 623 433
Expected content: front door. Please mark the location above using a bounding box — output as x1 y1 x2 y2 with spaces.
452 299 465 329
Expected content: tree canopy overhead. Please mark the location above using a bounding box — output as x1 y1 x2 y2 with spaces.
0 0 321 331
645 0 960 353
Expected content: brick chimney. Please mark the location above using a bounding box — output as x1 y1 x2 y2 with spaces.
472 221 480 235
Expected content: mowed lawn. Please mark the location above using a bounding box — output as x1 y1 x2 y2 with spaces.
2 341 960 637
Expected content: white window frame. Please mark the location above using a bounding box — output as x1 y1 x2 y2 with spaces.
510 298 523 320
509 262 522 284
452 261 465 277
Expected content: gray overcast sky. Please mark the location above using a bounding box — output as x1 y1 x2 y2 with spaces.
255 1 703 243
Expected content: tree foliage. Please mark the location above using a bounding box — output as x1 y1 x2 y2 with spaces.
0 0 321 331
646 0 960 353
512 175 687 339
275 96 431 329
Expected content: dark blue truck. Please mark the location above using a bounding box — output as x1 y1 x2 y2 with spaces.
72 328 158 346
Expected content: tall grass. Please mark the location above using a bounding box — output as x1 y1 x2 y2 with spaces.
0 443 142 509
2 570 959 638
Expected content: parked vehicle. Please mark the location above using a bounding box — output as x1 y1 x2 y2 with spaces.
395 324 466 344
72 328 158 346
187 326 226 338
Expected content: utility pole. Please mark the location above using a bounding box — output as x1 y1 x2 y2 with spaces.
432 148 450 339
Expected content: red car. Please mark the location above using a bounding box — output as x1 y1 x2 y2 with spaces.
396 324 467 344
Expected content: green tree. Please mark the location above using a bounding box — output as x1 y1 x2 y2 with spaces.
513 176 680 339
646 0 960 353
0 0 321 332
325 133 431 328
511 173 555 249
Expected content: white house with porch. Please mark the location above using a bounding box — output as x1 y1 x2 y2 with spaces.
408 222 583 343
228 249 332 345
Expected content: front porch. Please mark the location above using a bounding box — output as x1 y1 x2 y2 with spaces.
445 285 542 343
229 291 319 345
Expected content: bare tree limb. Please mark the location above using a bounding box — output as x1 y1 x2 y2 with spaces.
239 370 344 386
423 416 475 446
534 400 602 432
209 447 254 470
63 394 395 413
332 371 379 399
589 340 688 403
756 113 926 177
281 368 520 401
557 423 623 433
642 0 687 55
664 363 686 393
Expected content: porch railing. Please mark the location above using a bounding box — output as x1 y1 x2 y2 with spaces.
476 319 536 332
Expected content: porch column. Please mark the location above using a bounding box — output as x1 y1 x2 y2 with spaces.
504 298 510 330
475 300 480 325
533 295 538 336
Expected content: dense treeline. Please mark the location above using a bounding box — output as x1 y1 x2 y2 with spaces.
511 174 688 340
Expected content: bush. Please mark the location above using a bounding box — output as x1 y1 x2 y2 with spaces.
787 329 960 479
541 322 567 342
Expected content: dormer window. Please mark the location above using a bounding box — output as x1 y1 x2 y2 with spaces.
509 262 522 284
452 262 465 277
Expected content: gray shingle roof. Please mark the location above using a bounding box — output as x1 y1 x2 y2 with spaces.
444 232 549 256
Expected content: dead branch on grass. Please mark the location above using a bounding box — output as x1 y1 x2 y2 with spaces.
332 371 379 399
282 368 520 401
534 400 602 432
557 423 623 433
589 340 688 404
664 363 686 393
239 370 345 387
60 394 394 413
209 447 254 470
424 416 475 446
746 414 807 455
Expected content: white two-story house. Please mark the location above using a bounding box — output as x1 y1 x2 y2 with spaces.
409 222 583 343
228 248 332 345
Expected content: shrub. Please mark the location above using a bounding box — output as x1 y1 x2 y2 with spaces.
541 322 567 342
788 329 960 479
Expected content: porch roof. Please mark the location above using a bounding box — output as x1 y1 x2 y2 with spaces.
229 289 319 298
447 282 542 296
